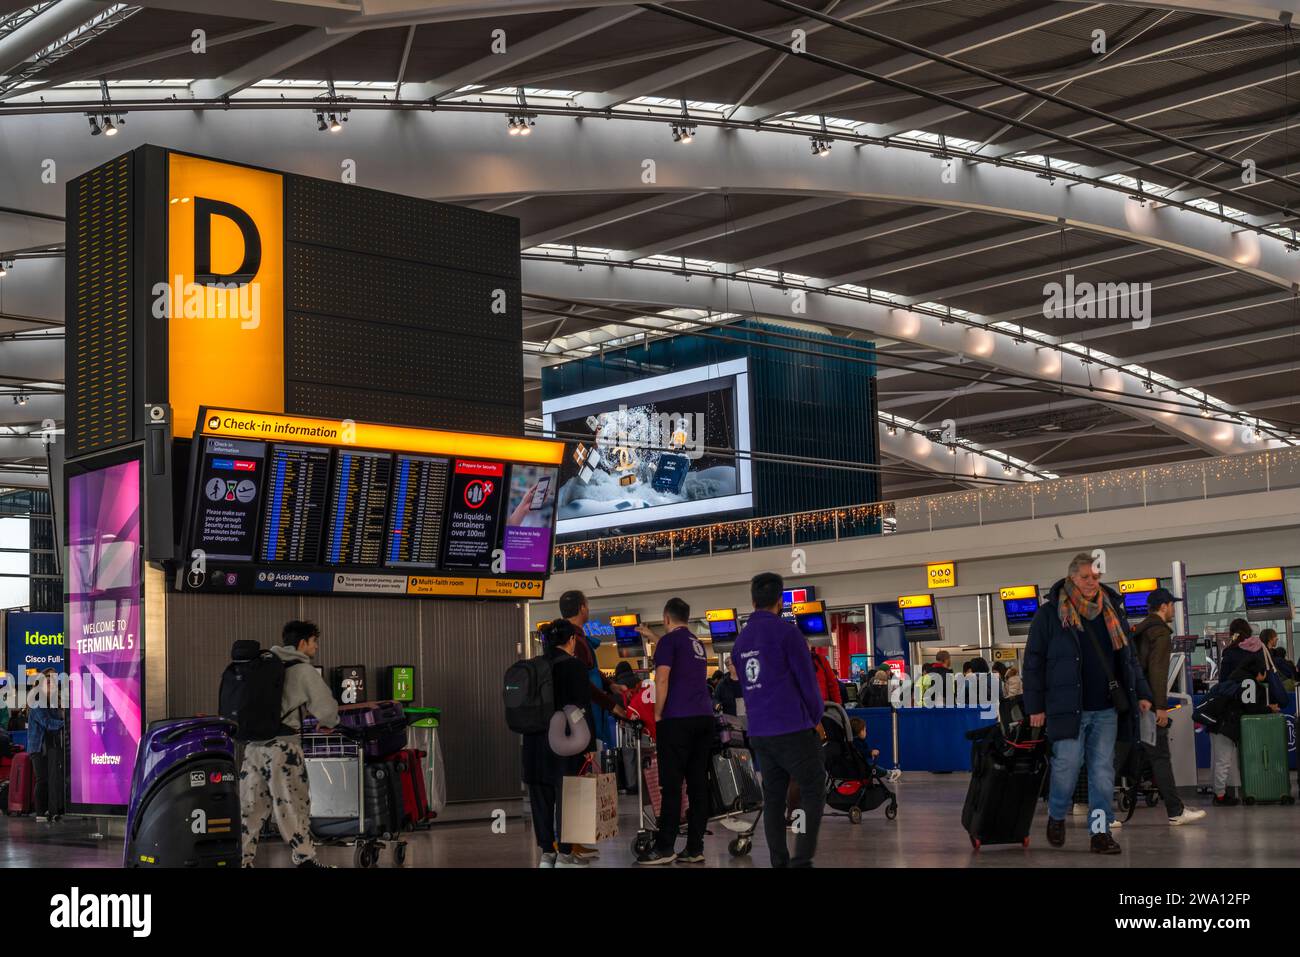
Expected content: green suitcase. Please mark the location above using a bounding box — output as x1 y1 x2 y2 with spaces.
1239 714 1294 805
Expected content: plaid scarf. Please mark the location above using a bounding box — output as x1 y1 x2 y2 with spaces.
1059 579 1127 650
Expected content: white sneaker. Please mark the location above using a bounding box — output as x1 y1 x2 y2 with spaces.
34 815 48 823
1169 807 1207 826
555 853 590 868
538 852 557 868
1108 818 1122 829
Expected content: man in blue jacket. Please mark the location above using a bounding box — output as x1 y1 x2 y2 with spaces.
734 572 827 867
1024 552 1153 854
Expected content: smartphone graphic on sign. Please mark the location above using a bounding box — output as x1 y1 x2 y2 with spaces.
531 476 551 510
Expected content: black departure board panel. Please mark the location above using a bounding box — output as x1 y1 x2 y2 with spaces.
385 455 450 568
323 450 393 566
259 444 331 563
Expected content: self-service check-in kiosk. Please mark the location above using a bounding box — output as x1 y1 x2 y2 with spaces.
706 608 739 655
793 600 832 648
611 614 644 658
1239 567 1292 623
998 585 1039 637
898 594 940 642
1117 578 1159 621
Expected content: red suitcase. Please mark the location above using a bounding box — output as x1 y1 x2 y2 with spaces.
390 748 434 827
7 750 34 815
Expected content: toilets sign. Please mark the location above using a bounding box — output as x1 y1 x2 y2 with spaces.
4 611 64 677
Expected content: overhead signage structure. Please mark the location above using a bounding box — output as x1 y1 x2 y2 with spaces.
180 408 564 600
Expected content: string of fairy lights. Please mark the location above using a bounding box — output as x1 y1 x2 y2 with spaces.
553 446 1300 570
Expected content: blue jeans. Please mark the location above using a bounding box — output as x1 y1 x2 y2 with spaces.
1047 708 1117 832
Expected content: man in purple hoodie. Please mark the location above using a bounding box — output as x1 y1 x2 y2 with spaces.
734 572 827 867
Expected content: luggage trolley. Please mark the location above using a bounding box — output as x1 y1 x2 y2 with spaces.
627 715 763 859
302 728 408 868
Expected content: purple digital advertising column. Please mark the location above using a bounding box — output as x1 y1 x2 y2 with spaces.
67 457 143 813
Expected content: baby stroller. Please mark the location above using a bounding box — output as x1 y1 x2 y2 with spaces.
821 702 898 824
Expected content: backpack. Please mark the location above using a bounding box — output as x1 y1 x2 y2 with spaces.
219 640 301 742
503 655 554 734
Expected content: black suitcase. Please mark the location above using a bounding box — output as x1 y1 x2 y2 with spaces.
710 748 762 813
962 723 1048 851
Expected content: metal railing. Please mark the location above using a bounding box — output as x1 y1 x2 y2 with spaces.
553 446 1300 573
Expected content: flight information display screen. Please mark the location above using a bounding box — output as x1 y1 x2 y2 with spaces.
259 444 331 563
1003 597 1039 625
902 605 937 630
191 437 265 562
182 408 565 599
324 450 393 566
385 455 451 568
1244 579 1287 609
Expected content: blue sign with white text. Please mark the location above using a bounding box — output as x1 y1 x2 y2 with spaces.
5 611 66 678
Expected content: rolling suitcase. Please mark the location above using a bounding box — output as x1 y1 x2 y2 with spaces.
1239 714 1293 805
124 717 241 867
390 748 434 827
337 701 408 760
312 760 402 839
6 750 34 816
962 722 1048 850
711 748 762 813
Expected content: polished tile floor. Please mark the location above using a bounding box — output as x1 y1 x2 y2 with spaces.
5 773 1299 868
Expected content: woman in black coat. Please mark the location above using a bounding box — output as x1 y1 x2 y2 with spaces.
521 619 594 867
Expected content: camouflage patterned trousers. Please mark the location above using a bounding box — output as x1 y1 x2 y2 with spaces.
240 736 316 866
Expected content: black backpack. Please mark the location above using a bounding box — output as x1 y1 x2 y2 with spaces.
219 640 301 742
503 655 554 734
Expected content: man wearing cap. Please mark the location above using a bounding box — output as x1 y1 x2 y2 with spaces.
1132 588 1206 826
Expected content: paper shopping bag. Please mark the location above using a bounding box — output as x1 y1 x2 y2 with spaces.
560 771 620 845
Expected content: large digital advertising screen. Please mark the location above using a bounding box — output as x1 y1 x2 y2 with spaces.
180 409 564 599
66 454 143 815
541 359 753 535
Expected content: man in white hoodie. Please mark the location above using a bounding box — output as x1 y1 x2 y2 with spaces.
239 620 340 869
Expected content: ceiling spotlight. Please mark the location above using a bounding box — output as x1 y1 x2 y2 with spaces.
1143 378 1155 394
507 115 534 135
316 111 328 132
12 394 27 406
671 124 695 144
887 423 897 436
507 114 522 135
328 113 343 133
810 136 831 157
87 115 101 136
1200 405 1212 418
103 115 117 136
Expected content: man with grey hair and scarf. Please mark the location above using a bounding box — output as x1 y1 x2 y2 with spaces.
1024 551 1153 854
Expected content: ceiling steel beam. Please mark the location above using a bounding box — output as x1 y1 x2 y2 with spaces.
403 6 642 101
191 27 359 100
612 196 842 263
520 192 703 248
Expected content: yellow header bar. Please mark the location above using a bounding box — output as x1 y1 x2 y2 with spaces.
999 585 1037 601
705 608 736 622
200 407 565 465
1240 567 1283 584
610 614 640 627
926 561 956 589
898 594 932 609
1118 578 1159 594
792 600 824 615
